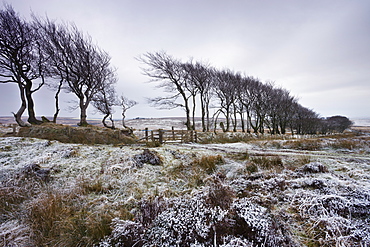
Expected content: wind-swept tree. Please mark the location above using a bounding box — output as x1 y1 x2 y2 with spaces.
182 61 213 132
0 5 45 125
213 69 238 132
120 95 137 129
139 51 192 130
91 73 118 129
35 18 115 126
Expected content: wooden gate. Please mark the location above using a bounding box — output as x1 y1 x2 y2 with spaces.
140 127 197 144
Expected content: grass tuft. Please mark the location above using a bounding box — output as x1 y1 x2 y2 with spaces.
192 154 224 174
251 155 283 170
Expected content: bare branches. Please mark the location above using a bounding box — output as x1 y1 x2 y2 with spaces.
0 4 45 125
35 16 116 126
120 95 137 128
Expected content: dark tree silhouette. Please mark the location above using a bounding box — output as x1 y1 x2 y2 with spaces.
91 77 118 129
120 95 137 129
35 18 115 126
0 5 45 125
139 51 193 130
325 115 353 133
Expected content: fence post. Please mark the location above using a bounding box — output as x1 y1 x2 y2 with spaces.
151 130 154 142
159 129 164 144
145 128 149 142
12 124 17 134
172 126 175 140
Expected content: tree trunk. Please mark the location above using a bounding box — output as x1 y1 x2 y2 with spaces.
109 114 115 129
192 94 196 130
53 79 63 123
102 114 114 129
25 79 42 125
200 93 206 132
184 97 191 130
122 111 127 128
13 85 28 127
240 112 245 132
79 98 88 126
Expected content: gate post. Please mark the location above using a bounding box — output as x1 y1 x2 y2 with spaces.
145 128 149 142
159 129 164 144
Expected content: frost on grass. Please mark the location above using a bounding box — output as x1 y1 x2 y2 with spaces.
1 133 370 246
0 220 33 247
101 179 296 247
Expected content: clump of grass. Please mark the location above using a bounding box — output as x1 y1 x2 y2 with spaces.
78 177 113 195
330 139 362 150
192 154 224 174
145 141 162 147
285 139 322 151
229 150 249 161
285 155 311 170
26 188 113 246
245 162 258 174
251 155 283 170
198 132 255 144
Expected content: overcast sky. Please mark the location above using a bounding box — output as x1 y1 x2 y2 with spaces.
1 0 369 120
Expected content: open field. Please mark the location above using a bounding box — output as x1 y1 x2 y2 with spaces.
1 117 370 246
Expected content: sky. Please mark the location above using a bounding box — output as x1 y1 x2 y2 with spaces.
1 0 369 121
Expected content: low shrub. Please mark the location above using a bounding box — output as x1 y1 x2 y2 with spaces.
133 149 163 167
297 162 328 173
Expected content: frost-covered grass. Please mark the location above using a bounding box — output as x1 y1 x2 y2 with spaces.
1 130 370 246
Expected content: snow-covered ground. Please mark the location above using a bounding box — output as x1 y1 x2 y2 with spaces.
1 131 370 246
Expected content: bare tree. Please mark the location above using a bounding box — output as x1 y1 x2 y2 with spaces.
325 115 353 133
182 61 213 131
213 69 237 132
91 74 118 129
138 51 193 130
0 5 45 125
120 95 137 129
35 18 115 126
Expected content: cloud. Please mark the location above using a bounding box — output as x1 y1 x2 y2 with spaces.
1 0 369 119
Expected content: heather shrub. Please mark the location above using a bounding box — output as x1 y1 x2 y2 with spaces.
134 149 163 167
204 176 235 209
99 219 144 247
143 196 231 246
233 198 287 246
297 162 328 173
